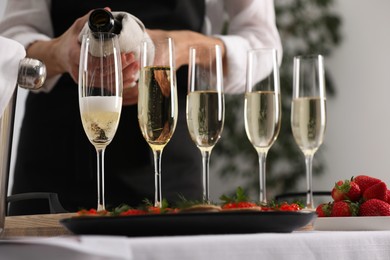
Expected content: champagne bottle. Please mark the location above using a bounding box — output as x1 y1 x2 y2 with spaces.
88 8 122 35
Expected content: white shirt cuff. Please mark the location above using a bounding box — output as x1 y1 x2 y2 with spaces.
216 35 250 94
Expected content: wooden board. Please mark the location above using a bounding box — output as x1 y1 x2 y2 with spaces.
3 213 76 237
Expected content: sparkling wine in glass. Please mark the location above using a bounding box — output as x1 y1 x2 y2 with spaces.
79 32 123 211
291 54 326 209
186 44 224 203
244 48 281 204
138 38 178 208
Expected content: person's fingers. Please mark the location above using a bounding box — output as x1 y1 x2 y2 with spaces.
123 59 139 88
122 85 139 106
121 52 137 68
122 57 139 106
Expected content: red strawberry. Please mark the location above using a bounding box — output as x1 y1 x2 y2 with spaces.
77 208 109 216
353 175 381 193
331 179 361 202
330 201 359 217
119 209 147 216
316 202 332 217
359 199 390 216
222 201 258 209
147 206 162 214
278 202 302 211
220 187 259 210
363 181 387 201
386 190 390 204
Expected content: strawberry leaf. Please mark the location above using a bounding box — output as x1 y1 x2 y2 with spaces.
220 186 250 203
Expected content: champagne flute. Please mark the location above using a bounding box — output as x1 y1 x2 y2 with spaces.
291 54 326 209
79 32 123 211
138 38 178 208
244 48 281 204
186 44 224 203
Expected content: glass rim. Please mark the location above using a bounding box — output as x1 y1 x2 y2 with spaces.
189 43 222 50
294 53 324 60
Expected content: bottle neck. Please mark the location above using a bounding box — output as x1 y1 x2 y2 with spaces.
88 9 122 34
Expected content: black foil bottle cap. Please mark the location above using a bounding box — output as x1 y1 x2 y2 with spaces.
88 8 122 35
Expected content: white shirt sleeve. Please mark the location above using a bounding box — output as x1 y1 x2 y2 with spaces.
0 0 59 92
203 0 283 93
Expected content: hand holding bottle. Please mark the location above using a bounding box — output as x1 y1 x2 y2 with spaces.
85 8 148 105
24 7 142 98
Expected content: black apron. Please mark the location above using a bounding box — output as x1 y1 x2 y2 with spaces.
10 0 205 215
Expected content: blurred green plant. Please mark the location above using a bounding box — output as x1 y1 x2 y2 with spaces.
213 0 342 198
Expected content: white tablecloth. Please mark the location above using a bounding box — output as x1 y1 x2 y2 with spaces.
1 231 390 260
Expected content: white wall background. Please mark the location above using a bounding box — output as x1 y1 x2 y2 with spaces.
316 0 390 191
1 0 390 200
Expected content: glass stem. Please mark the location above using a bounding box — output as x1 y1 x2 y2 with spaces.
201 150 211 204
96 148 105 211
258 151 267 204
305 154 314 209
153 149 163 208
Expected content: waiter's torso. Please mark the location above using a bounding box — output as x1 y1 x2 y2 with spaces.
11 0 205 213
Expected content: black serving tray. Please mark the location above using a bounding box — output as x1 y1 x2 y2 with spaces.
60 210 316 237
